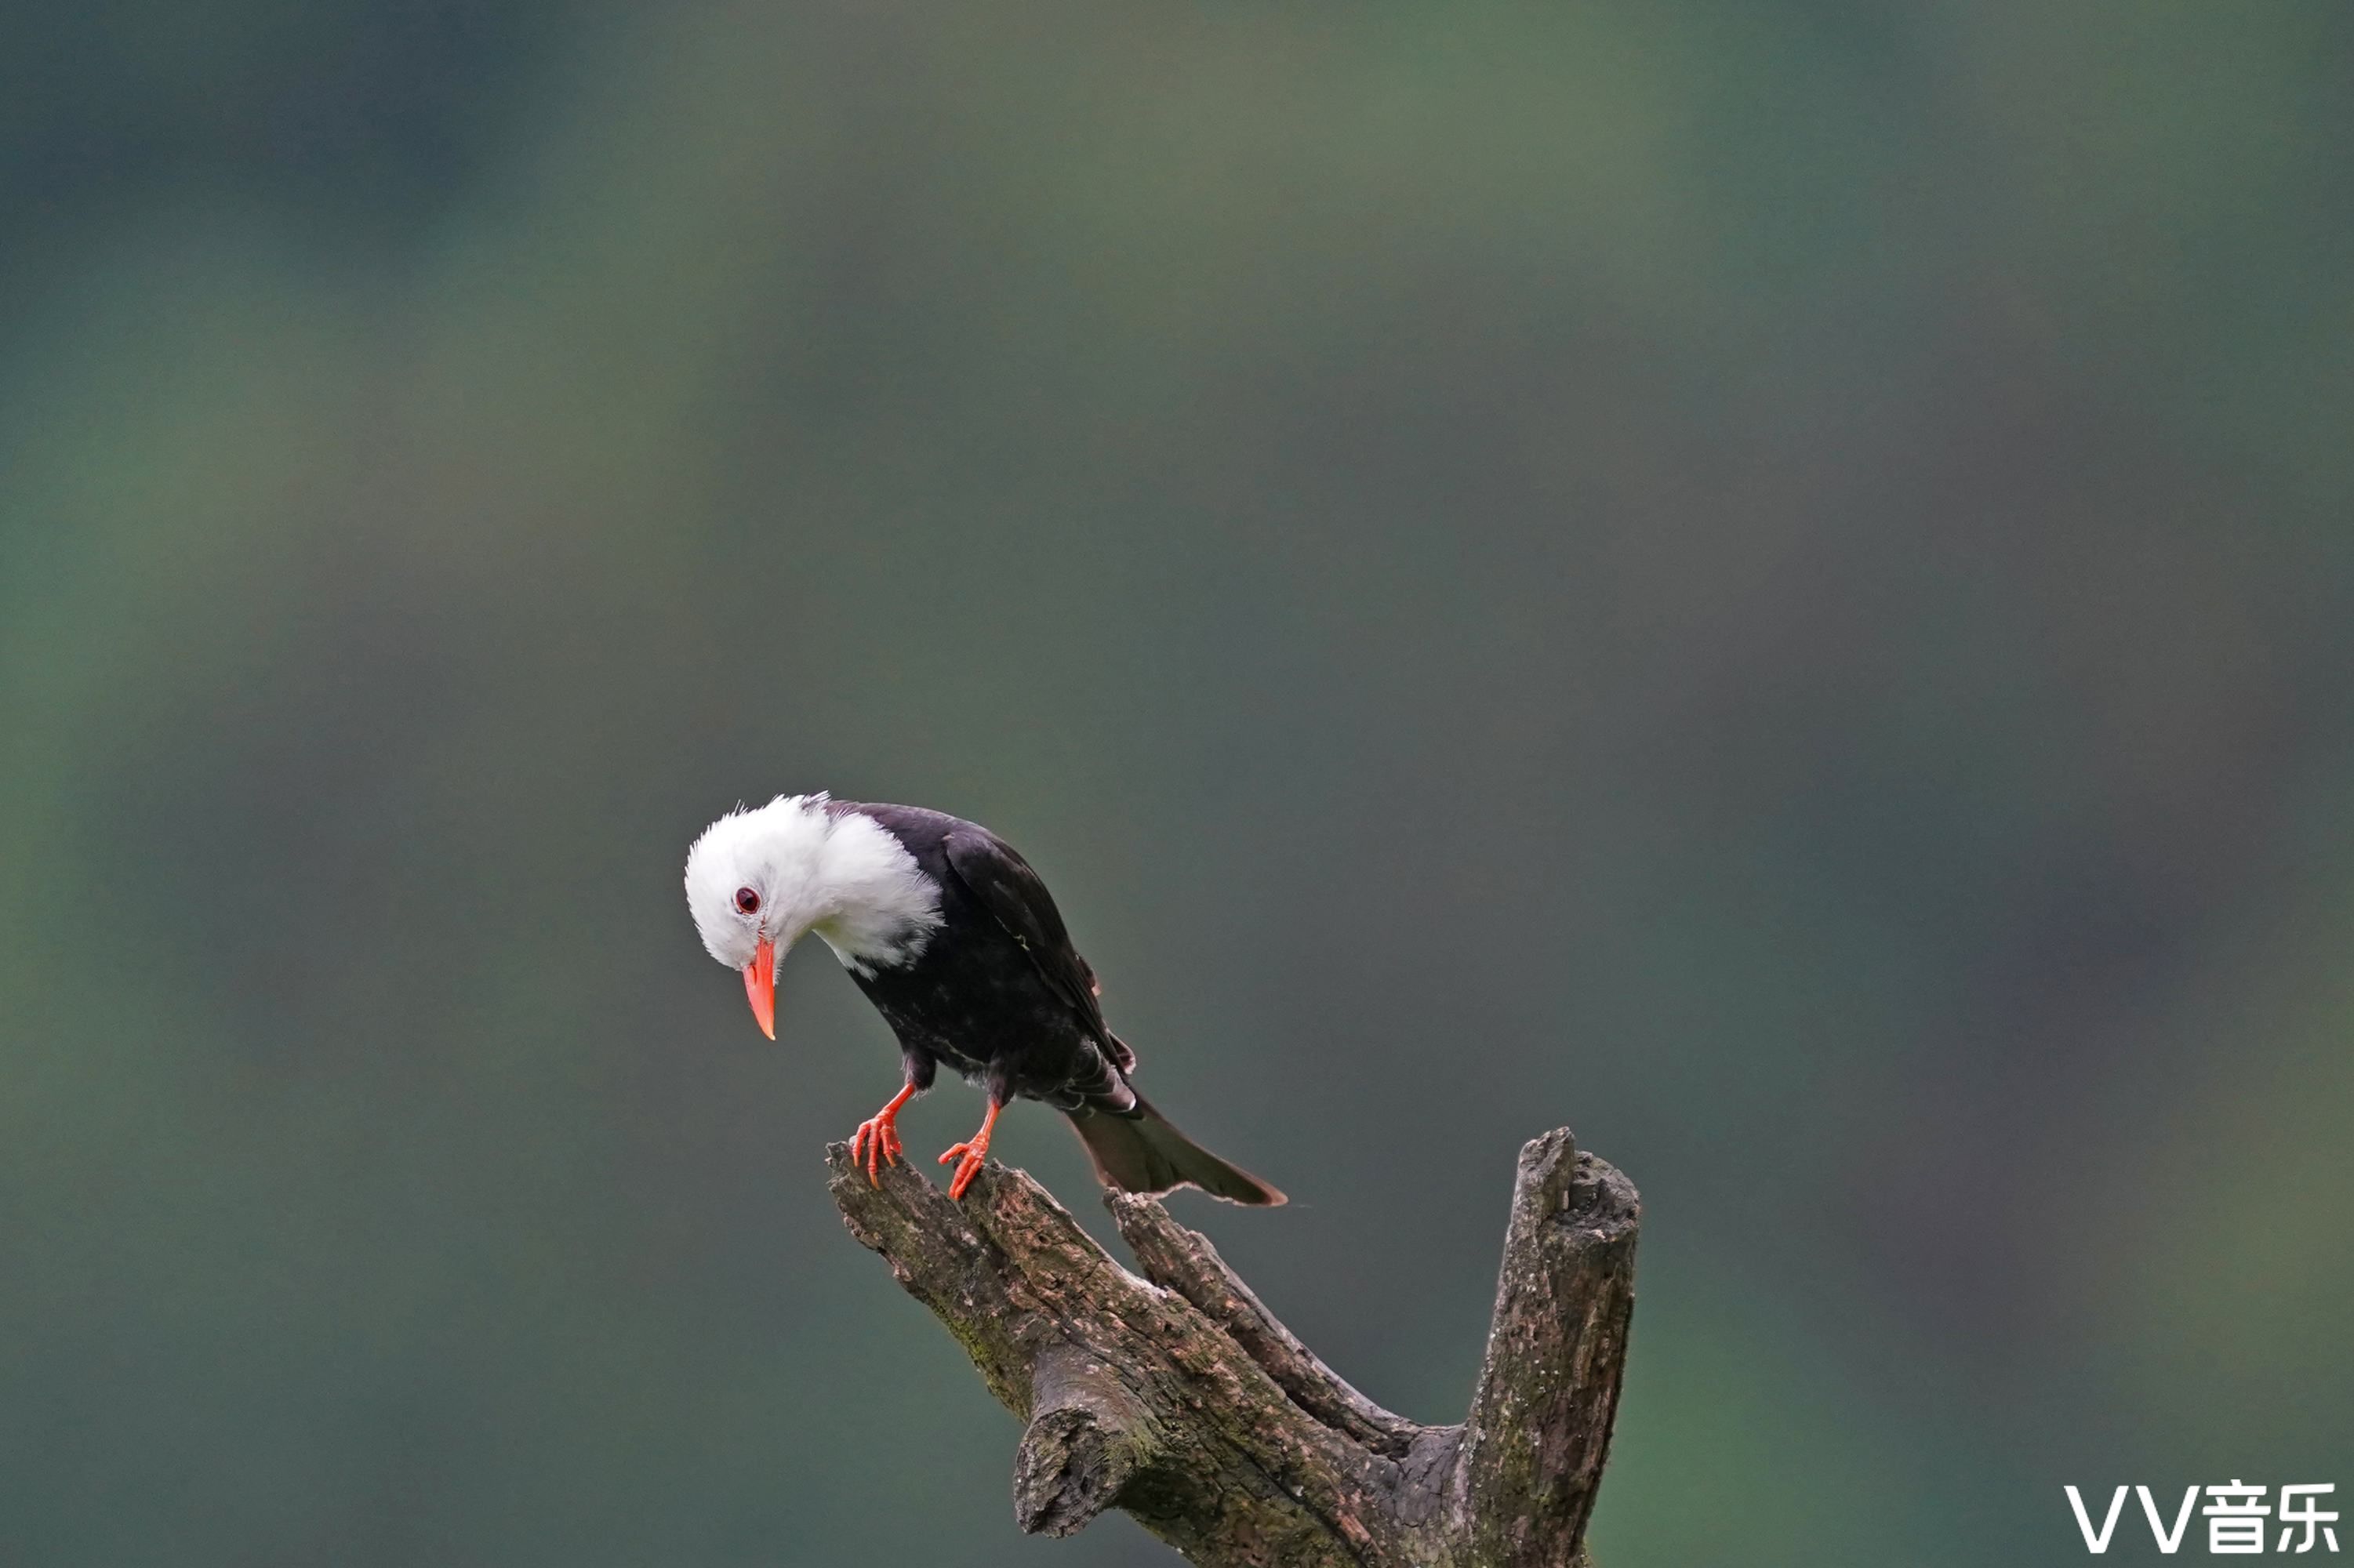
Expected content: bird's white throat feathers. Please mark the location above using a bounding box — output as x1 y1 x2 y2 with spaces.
684 794 942 974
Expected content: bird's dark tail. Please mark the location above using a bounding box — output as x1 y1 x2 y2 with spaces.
1068 1094 1286 1206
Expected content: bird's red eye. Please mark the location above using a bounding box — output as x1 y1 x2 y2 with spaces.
734 887 761 915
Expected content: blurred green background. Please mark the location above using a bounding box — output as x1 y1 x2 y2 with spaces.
5 3 2351 1564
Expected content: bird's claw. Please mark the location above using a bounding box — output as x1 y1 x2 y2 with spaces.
936 1103 1001 1201
850 1114 905 1186
938 1139 988 1200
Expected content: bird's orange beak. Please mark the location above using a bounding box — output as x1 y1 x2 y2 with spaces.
742 936 777 1040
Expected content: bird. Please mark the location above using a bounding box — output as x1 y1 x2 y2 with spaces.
683 793 1284 1205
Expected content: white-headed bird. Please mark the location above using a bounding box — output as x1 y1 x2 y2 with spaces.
685 794 1284 1204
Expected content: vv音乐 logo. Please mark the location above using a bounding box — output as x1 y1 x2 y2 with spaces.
2067 1484 2339 1555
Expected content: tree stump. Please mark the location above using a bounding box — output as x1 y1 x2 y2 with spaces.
825 1127 1639 1566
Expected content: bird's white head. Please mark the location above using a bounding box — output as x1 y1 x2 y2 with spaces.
683 793 943 1040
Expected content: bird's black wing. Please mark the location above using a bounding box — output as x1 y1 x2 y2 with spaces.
940 828 1111 1037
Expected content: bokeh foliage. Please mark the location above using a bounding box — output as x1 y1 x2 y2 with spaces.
5 3 2351 1563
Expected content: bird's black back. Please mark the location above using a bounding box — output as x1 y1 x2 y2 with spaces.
830 802 1132 1112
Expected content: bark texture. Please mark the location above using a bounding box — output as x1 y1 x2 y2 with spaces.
826 1127 1639 1567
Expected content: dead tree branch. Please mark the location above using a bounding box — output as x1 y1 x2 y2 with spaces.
825 1127 1638 1566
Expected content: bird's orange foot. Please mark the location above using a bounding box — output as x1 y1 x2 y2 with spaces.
936 1103 1001 1200
938 1138 989 1200
850 1113 904 1185
848 1083 920 1187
